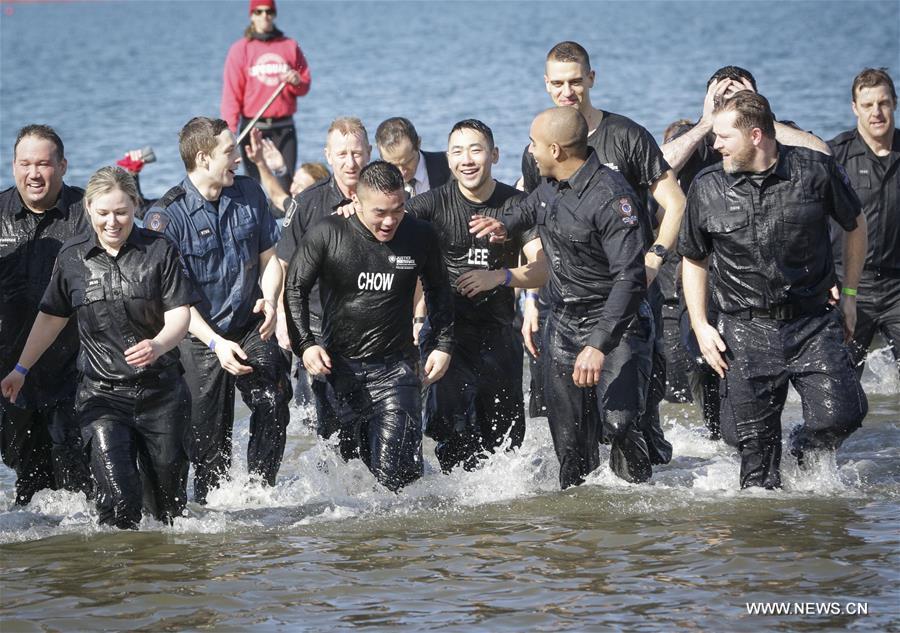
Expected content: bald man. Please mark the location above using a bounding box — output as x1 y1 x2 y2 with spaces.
464 107 654 487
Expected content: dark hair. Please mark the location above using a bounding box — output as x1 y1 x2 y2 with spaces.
15 124 65 162
852 67 896 102
179 117 230 171
358 160 404 195
706 65 757 91
547 41 590 69
715 91 776 139
448 118 495 149
375 117 420 151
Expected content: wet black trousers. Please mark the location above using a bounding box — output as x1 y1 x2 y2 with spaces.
328 354 424 492
1 395 91 505
77 372 190 529
639 283 674 465
680 307 722 440
179 326 292 504
849 270 900 377
542 303 654 489
718 309 868 490
422 322 525 473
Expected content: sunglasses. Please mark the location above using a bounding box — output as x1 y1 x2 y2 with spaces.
253 8 275 16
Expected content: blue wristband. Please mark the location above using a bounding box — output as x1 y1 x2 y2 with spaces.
502 268 512 287
525 291 540 301
14 363 28 376
209 338 217 352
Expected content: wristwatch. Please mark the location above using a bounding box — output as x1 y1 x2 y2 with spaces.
649 243 669 261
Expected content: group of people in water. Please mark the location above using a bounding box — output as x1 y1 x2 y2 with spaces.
1 15 897 529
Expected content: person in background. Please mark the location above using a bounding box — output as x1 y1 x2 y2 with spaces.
375 117 452 197
2 166 196 529
0 124 92 505
829 67 899 378
222 0 311 191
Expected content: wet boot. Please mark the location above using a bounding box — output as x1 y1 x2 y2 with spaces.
609 424 653 484
739 438 782 489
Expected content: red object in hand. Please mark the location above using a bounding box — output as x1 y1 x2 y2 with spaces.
117 155 145 174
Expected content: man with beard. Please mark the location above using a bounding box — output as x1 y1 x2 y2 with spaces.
679 91 868 489
0 124 92 504
406 119 536 472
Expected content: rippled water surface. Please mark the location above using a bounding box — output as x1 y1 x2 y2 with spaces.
2 1 899 631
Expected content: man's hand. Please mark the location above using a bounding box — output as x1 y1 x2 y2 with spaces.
275 310 291 351
702 78 734 121
302 345 332 376
423 349 451 386
280 69 302 86
456 269 505 298
254 298 277 340
468 214 507 242
332 199 357 219
522 298 540 358
124 339 164 368
413 320 424 346
213 338 253 376
644 251 662 286
840 295 857 342
694 322 729 378
572 346 605 388
1 371 25 403
246 128 267 166
260 137 286 174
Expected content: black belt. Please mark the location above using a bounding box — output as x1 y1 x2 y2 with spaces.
864 265 900 279
242 115 294 130
728 302 828 321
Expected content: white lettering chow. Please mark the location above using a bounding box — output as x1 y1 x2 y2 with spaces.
357 272 395 291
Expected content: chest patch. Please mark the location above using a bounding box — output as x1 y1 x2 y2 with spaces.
388 255 417 270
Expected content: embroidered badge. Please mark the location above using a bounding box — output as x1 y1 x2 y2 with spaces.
146 212 168 232
618 197 638 226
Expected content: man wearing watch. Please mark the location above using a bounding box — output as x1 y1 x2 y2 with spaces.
679 92 868 489
145 117 291 504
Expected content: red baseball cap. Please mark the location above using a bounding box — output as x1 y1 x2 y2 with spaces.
249 0 276 15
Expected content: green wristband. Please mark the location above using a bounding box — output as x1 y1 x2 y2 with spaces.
841 287 857 297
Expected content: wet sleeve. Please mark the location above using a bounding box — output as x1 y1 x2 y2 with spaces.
502 189 540 243
587 195 647 354
39 259 74 318
159 240 200 311
284 223 327 357
276 208 303 262
254 189 281 252
419 225 454 354
404 191 433 221
827 158 862 231
628 125 671 188
521 145 541 193
677 180 712 261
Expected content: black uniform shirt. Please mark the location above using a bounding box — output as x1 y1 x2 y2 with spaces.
406 180 527 327
828 128 900 272
521 110 670 248
505 150 647 354
0 184 88 405
284 213 454 360
40 227 198 383
678 144 862 313
277 176 353 320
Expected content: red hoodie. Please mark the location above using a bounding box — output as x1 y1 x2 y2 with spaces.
221 35 311 132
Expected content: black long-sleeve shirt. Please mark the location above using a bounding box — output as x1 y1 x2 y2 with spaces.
678 144 861 313
0 184 88 406
284 213 454 360
41 227 198 382
406 180 527 327
505 150 647 354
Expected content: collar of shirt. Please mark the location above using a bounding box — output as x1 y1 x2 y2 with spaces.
328 177 353 211
14 183 75 220
723 143 793 189
85 225 147 259
411 151 430 194
556 150 601 198
846 127 900 161
180 176 240 217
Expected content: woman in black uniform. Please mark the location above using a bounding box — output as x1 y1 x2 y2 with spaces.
1 166 197 529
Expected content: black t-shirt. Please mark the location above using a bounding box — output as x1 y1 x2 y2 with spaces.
41 227 198 382
0 184 88 406
406 180 529 327
284 213 454 360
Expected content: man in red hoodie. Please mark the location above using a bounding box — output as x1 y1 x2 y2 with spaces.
221 0 311 190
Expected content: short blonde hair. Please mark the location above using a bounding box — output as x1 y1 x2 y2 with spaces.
84 166 140 209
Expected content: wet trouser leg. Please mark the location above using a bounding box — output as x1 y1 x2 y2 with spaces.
680 304 722 439
527 300 550 418
849 272 900 378
330 355 423 492
78 373 189 529
1 396 91 505
662 300 693 402
424 324 525 473
637 283 673 465
542 304 654 489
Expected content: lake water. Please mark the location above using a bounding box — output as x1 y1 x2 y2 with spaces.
1 1 899 631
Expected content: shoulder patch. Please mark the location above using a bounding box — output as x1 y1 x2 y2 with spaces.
617 197 639 226
146 211 169 233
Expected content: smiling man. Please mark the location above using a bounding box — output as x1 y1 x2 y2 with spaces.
145 116 289 504
284 161 454 491
375 117 451 197
405 119 536 473
829 68 900 378
0 124 92 505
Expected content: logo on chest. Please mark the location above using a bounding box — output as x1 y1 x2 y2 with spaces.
387 254 416 270
358 272 395 291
